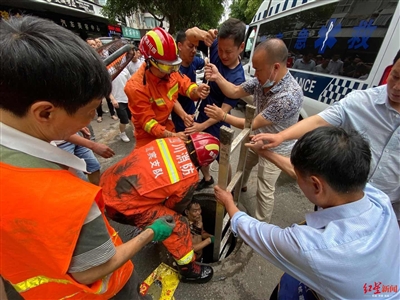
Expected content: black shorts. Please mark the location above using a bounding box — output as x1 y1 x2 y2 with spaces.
115 102 132 124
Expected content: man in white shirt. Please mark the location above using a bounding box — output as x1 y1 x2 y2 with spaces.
215 127 400 299
327 54 344 75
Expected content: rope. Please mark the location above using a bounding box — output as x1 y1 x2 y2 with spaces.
194 47 211 121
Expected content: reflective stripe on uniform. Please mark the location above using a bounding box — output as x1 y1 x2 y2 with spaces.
156 139 179 184
154 98 166 106
60 292 80 300
147 31 164 56
144 119 158 133
12 275 71 293
94 273 112 294
186 84 197 98
167 83 179 100
176 250 194 265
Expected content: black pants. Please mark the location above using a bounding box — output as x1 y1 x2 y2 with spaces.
97 97 116 117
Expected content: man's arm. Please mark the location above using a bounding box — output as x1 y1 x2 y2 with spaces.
71 216 175 285
214 185 311 280
185 27 217 47
193 238 213 252
0 277 8 300
204 106 272 130
184 103 233 134
246 142 296 179
66 134 115 158
205 63 250 99
252 115 330 149
70 228 154 285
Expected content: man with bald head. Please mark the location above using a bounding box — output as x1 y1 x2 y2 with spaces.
204 38 303 222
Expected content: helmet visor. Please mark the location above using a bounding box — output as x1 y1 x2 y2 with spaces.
150 57 181 74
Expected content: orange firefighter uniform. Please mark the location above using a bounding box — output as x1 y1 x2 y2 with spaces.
125 63 198 148
0 162 133 299
100 137 198 264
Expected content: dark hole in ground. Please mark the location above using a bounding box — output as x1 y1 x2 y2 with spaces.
192 194 237 263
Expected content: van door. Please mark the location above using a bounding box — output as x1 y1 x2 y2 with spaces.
242 25 258 78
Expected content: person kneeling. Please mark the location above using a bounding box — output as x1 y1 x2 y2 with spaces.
100 133 220 283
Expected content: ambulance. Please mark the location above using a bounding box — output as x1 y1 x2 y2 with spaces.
242 0 400 118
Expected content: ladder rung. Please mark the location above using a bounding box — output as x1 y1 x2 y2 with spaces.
226 171 242 193
231 128 251 153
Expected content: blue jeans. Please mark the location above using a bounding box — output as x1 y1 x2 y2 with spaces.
58 142 100 181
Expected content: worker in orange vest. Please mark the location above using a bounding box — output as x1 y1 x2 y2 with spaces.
100 133 220 284
0 16 175 300
125 27 211 149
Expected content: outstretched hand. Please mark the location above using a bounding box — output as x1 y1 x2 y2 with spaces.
184 122 205 135
91 143 115 158
214 185 234 207
146 215 176 242
176 131 188 141
204 104 224 121
251 133 284 150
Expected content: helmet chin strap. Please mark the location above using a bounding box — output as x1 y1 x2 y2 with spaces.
142 60 151 85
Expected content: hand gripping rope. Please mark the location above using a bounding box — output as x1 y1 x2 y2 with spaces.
194 47 210 121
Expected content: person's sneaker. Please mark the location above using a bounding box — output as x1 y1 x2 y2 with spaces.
120 132 130 143
195 176 214 191
178 262 213 284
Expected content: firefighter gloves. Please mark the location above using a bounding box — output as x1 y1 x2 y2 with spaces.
146 215 176 241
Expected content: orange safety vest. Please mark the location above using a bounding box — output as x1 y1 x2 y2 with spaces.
0 162 133 299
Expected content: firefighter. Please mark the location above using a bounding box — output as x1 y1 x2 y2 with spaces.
100 133 219 283
125 27 210 149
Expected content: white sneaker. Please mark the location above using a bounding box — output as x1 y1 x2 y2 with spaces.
120 132 130 142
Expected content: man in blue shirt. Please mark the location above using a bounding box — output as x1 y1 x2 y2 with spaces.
215 127 400 299
185 18 246 190
171 31 205 133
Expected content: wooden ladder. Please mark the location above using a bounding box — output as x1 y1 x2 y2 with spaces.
213 104 256 261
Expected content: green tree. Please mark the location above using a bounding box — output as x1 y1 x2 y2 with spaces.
229 0 248 23
230 0 265 24
102 0 224 35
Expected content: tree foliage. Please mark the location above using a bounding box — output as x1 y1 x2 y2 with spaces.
230 0 264 24
102 0 224 35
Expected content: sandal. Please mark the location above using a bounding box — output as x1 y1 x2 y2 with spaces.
96 117 103 123
111 115 119 120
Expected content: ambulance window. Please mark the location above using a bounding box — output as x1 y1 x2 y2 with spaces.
255 0 398 79
243 26 257 64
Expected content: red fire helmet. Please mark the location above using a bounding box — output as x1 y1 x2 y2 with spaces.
139 27 181 73
190 132 220 167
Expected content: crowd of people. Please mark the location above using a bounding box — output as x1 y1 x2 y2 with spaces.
291 52 372 78
0 14 399 300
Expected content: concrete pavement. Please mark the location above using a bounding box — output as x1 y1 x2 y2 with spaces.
91 105 312 300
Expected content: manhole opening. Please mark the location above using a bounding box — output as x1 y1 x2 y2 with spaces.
192 194 237 263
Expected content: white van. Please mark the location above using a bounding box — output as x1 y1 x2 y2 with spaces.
242 0 400 119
